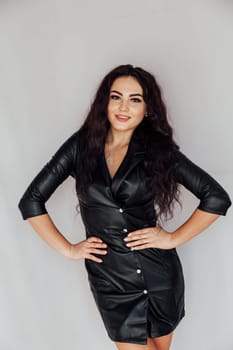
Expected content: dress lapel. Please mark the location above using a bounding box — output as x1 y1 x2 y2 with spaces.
101 128 145 198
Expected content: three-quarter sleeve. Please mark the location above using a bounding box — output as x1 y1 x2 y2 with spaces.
174 151 232 215
18 131 79 220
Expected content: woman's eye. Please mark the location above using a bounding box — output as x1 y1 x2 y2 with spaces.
110 95 119 100
131 98 141 103
110 95 142 103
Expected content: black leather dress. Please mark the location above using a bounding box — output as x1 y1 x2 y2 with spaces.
18 128 232 345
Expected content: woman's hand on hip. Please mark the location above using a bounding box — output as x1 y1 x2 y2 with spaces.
68 236 108 262
123 226 175 250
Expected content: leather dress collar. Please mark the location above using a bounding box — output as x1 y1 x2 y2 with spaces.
101 128 145 197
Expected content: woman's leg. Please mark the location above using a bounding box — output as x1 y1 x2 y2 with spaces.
151 331 174 350
115 336 158 350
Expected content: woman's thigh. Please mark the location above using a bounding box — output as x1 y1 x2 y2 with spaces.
115 336 157 350
151 331 174 350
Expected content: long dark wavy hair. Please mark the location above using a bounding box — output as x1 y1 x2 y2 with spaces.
76 64 182 220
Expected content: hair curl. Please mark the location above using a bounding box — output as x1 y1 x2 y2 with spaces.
76 64 182 220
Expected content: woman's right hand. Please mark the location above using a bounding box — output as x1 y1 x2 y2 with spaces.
67 236 108 263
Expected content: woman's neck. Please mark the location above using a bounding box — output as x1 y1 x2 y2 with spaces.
106 128 135 147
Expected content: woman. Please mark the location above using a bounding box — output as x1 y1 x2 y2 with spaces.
18 64 232 350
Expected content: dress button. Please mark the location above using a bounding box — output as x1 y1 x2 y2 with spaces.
136 269 141 274
143 289 148 294
123 228 128 232
119 208 124 213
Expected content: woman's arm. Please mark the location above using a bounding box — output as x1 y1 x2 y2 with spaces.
124 150 231 250
27 213 73 258
18 131 107 262
26 213 107 261
18 131 79 220
171 208 220 248
124 209 221 250
174 151 232 216
18 132 80 257
170 150 232 247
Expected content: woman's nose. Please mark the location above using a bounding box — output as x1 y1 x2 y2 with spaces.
119 100 129 111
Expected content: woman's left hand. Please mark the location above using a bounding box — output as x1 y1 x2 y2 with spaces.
123 225 176 250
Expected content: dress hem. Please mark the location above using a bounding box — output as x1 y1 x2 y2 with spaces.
108 311 185 345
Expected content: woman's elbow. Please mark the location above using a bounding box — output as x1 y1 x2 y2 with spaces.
198 193 232 216
18 197 48 221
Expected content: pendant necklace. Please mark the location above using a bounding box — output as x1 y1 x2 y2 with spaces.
106 142 113 166
105 141 129 166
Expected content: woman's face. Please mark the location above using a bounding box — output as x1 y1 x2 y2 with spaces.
107 76 147 133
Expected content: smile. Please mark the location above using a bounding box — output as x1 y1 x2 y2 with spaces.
115 114 131 122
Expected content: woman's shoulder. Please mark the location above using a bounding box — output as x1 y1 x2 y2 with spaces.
61 128 87 152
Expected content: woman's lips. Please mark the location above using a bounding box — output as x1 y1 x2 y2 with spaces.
115 114 131 122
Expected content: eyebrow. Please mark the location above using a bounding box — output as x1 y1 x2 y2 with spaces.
110 90 143 97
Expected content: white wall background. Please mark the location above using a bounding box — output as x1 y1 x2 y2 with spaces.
1 0 232 349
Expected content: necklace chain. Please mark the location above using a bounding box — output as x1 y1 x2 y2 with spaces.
105 142 129 167
106 143 113 166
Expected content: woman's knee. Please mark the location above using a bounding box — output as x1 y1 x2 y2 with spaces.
115 336 157 350
151 331 174 350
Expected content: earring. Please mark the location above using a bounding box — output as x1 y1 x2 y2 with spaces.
144 112 149 118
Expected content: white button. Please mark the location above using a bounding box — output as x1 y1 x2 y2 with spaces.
143 289 148 294
119 208 124 213
136 269 141 274
123 228 128 232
